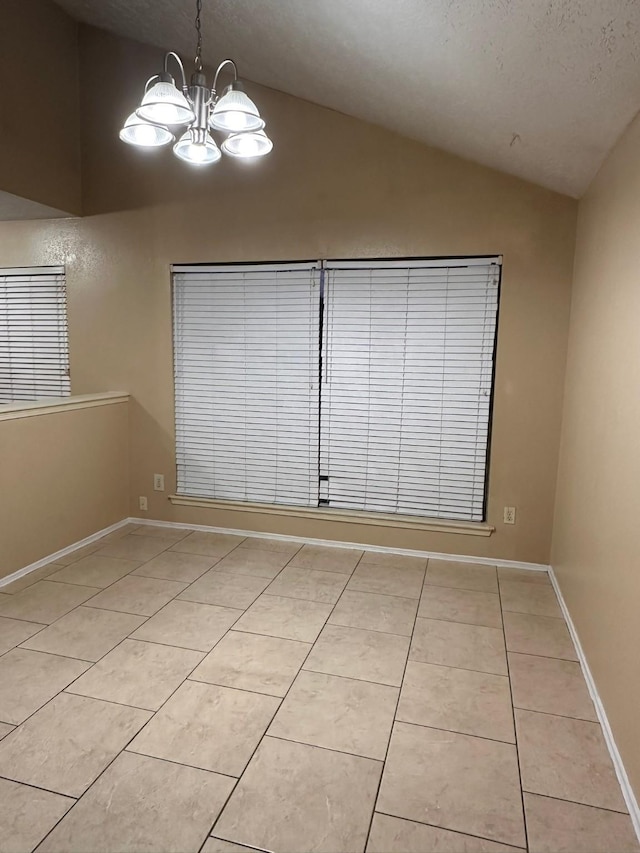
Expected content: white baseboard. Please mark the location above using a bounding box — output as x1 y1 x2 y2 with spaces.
130 516 550 572
549 566 640 841
1 514 547 592
0 518 131 589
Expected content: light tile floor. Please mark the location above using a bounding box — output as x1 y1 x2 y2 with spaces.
0 524 638 853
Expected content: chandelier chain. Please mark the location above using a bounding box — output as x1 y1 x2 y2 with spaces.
194 0 203 72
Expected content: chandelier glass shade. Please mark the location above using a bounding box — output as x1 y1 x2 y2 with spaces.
119 113 175 147
222 129 273 158
137 81 196 126
119 0 272 166
174 128 222 164
209 86 265 132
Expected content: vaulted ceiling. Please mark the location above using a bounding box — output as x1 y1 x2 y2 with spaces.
55 0 640 197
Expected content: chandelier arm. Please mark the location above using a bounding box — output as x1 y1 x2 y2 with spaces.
164 51 189 92
144 75 160 93
211 59 238 98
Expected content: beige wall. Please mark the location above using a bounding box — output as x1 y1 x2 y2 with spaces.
0 401 129 578
552 111 640 797
0 0 81 215
0 25 578 564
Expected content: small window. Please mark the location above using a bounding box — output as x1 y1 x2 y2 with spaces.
0 266 71 404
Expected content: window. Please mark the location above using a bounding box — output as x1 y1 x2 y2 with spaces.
320 259 499 521
173 263 321 506
173 256 500 522
0 266 70 404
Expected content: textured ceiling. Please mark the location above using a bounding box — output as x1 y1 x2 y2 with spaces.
54 0 640 196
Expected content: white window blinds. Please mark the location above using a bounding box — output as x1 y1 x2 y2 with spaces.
173 263 321 507
0 266 70 404
320 258 500 521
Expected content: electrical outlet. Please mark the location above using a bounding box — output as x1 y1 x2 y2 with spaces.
139 496 148 511
153 473 165 492
503 506 516 525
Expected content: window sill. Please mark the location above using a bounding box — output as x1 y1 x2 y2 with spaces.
168 494 494 537
0 392 129 422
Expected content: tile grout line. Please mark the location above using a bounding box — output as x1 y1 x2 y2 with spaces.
0 539 187 719
7 545 616 843
510 706 601 726
208 546 371 849
31 696 197 851
373 808 528 851
203 837 271 853
0 517 550 593
392 718 516 748
40 573 146 591
424 579 502 596
127 623 244 655
0 532 223 784
325 620 414 638
0 533 531 636
496 569 530 852
224 628 312 648
192 538 333 850
131 564 222 582
298 666 405 691
62 687 171 715
502 608 564 621
2 530 587 852
7 583 266 781
5 608 170 726
5 561 187 663
13 664 602 741
10 531 633 850
0 772 80 802
129 518 551 572
11 531 256 655
1 527 301 852
31 557 251 853
506 648 578 663
518 789 633 817
362 557 427 850
183 675 297 702
2 685 165 847
6 565 561 682
77 601 188 619
263 732 385 767
121 747 240 782
301 650 502 684
0 524 176 631
269 586 420 603
1 539 573 682
404 652 508 679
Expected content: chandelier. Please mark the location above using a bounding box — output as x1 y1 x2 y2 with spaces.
119 0 272 165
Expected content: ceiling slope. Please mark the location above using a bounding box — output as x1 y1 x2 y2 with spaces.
54 0 640 196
